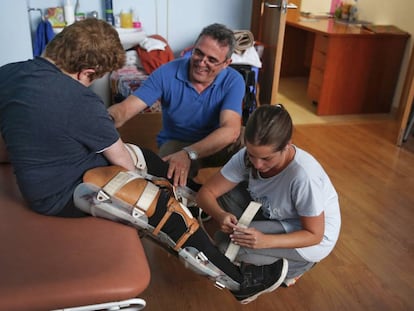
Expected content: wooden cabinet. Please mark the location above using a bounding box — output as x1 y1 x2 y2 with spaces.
308 34 327 103
281 18 410 115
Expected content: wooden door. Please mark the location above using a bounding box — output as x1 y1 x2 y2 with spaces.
251 0 298 105
396 46 414 146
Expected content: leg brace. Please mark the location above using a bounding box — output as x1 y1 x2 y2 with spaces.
74 165 239 291
81 165 198 251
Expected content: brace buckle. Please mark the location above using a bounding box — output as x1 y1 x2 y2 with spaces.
132 207 145 218
96 190 110 202
214 281 226 290
195 251 209 264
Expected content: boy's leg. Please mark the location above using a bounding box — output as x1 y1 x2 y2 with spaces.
216 181 251 218
75 164 289 303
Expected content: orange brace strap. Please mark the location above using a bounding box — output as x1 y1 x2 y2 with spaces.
153 197 200 251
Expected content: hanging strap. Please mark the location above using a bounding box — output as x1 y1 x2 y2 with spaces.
224 201 262 262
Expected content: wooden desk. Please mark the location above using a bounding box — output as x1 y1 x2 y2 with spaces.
281 17 410 115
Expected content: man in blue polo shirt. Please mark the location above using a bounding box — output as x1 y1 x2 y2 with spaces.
109 23 245 187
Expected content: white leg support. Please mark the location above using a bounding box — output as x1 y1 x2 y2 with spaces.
178 247 239 291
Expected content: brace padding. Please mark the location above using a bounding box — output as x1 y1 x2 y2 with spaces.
84 166 158 217
83 165 199 251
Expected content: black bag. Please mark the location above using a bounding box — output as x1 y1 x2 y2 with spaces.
230 64 258 125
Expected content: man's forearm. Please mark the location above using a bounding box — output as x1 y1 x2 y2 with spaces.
108 95 147 128
189 125 240 158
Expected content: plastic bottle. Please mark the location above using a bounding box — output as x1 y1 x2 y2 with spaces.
132 8 142 30
120 9 133 28
330 0 342 15
75 0 85 22
114 14 121 28
104 0 114 26
64 0 75 25
349 0 359 22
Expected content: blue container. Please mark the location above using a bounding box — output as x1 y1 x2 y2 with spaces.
104 0 114 25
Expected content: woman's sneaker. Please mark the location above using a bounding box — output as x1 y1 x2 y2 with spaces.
231 258 288 304
282 274 303 287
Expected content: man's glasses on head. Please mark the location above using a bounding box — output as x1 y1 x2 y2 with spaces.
191 48 228 67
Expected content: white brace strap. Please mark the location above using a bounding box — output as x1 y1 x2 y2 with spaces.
224 201 262 262
102 171 140 196
125 143 147 173
136 182 159 212
99 171 158 214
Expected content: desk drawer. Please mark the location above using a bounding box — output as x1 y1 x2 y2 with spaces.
307 82 321 102
312 50 326 70
309 67 324 87
315 34 329 53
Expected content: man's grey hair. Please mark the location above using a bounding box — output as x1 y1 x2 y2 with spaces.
195 23 236 59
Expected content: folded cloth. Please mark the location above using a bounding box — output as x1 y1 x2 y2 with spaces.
233 30 254 55
231 46 262 68
33 20 55 57
139 37 167 52
125 50 142 67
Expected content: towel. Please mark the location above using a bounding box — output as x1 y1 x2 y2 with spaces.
139 37 167 52
33 20 55 57
231 46 262 68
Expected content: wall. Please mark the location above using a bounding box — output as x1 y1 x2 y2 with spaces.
0 0 32 65
25 0 252 56
300 0 331 14
357 0 414 108
7 0 251 105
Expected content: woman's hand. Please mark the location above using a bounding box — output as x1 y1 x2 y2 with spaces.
217 212 239 234
229 226 265 249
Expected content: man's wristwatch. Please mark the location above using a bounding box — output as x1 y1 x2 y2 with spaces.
183 146 198 160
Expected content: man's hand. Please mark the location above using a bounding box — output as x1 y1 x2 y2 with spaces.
107 95 148 128
162 150 191 187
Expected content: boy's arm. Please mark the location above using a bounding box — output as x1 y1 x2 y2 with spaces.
0 133 10 163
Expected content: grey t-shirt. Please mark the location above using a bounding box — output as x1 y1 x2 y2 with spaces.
221 146 341 262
